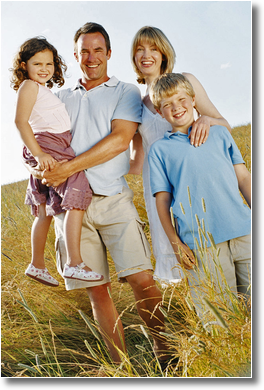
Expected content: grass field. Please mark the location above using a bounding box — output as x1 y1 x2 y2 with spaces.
1 124 251 377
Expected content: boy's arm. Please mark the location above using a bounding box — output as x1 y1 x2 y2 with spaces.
233 163 251 208
155 191 196 270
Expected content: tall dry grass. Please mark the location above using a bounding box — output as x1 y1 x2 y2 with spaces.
1 124 251 377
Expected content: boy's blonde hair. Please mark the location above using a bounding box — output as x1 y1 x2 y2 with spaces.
131 26 176 85
149 73 195 110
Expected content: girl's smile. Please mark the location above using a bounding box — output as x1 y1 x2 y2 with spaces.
22 49 54 86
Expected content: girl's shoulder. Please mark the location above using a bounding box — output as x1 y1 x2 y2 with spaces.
19 79 39 92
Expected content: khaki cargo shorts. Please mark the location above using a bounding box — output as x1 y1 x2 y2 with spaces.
54 186 152 290
187 234 251 316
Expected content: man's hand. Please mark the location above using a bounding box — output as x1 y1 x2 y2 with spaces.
41 160 69 187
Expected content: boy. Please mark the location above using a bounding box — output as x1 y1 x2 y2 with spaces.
148 73 251 314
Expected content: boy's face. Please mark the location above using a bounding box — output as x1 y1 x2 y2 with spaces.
158 87 195 133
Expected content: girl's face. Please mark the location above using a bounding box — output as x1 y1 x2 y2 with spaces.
22 49 54 86
134 39 163 82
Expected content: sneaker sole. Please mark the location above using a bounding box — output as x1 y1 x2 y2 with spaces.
63 274 104 282
25 272 59 287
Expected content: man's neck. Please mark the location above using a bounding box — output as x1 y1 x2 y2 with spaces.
80 75 110 91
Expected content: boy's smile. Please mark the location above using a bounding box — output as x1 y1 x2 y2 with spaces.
158 88 195 134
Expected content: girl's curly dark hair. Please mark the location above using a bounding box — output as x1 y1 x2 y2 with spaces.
10 37 67 91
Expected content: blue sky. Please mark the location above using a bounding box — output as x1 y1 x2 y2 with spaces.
1 0 252 185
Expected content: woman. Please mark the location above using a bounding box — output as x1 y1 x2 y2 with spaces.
130 26 231 286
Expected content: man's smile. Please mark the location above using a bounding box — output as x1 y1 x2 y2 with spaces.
87 64 100 68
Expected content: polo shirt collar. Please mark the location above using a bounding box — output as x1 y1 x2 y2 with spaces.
165 126 192 139
71 76 119 91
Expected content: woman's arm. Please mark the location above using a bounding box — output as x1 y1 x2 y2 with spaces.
128 132 144 175
183 72 232 146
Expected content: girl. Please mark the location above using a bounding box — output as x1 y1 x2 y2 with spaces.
10 37 103 286
130 26 231 286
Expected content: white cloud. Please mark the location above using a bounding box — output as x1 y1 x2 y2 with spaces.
41 29 50 35
221 62 232 69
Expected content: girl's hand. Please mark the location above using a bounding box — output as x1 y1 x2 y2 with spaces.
35 152 56 171
189 115 211 147
175 243 196 270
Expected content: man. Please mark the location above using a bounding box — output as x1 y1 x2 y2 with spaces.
41 22 168 364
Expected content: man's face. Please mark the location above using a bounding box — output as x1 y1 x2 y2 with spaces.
74 32 111 85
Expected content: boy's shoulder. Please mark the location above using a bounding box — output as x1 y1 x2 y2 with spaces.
210 124 230 137
149 132 170 154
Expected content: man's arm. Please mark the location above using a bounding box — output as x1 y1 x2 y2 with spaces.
233 163 251 208
155 191 196 270
42 119 138 187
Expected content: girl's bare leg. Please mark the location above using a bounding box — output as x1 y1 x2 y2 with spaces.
64 209 92 272
31 203 52 269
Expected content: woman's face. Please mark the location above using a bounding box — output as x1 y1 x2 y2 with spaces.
134 39 163 81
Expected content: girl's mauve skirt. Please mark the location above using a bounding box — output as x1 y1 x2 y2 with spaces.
23 131 92 217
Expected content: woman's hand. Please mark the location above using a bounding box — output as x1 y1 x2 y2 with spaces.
189 115 211 147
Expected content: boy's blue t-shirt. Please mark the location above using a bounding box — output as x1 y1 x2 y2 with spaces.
148 125 251 249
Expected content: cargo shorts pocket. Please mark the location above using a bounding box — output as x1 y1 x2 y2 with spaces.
136 219 151 259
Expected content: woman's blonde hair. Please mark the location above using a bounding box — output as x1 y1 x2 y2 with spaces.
131 26 176 84
149 73 195 111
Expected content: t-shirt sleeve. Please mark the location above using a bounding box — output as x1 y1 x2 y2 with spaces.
148 145 173 197
222 128 245 165
112 83 142 123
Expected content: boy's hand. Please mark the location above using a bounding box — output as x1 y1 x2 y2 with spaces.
174 243 197 270
35 152 57 171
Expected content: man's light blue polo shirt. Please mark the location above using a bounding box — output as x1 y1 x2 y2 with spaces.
148 126 251 249
56 76 142 196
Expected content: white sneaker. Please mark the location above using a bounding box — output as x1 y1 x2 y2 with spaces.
63 262 104 282
25 264 59 287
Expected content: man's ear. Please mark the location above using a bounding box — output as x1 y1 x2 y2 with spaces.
107 49 112 60
74 52 79 62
